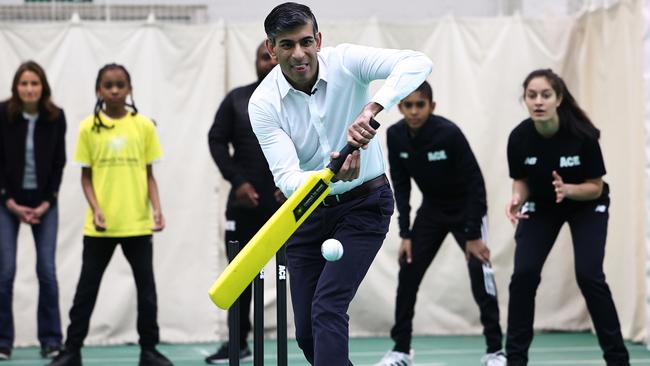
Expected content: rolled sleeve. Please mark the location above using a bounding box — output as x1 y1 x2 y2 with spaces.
372 52 433 110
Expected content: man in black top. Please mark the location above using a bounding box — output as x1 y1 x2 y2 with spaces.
205 42 283 364
375 81 505 366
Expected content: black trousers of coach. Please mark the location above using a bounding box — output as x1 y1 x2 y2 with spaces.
224 204 276 346
390 204 503 354
64 235 160 351
287 184 394 366
506 201 629 366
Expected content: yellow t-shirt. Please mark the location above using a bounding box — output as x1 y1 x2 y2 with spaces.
74 112 163 237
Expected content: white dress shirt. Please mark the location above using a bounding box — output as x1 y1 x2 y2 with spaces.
249 43 432 197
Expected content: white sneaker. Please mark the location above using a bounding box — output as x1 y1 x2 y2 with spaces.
481 350 507 366
374 349 413 366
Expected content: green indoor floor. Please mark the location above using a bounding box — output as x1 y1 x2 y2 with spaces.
4 333 649 365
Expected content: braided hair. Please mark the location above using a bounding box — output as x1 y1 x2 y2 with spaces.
93 63 138 133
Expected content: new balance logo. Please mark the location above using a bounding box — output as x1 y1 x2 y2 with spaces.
225 220 236 231
560 155 581 168
428 150 447 161
521 202 536 213
399 152 409 159
595 205 607 213
524 157 537 165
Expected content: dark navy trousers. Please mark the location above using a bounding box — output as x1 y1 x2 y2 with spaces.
287 184 394 366
506 201 629 366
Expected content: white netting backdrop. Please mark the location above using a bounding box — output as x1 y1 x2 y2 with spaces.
0 0 646 346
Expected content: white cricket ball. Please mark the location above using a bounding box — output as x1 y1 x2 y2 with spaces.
321 238 344 261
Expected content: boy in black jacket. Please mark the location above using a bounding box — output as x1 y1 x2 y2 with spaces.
375 81 505 366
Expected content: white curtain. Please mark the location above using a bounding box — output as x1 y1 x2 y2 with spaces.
643 0 650 350
2 0 645 346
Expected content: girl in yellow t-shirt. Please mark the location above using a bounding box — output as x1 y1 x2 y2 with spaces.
49 64 173 366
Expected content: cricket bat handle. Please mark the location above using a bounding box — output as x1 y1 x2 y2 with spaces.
327 118 380 174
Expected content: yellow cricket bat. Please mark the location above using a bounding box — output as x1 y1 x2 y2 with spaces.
208 119 380 310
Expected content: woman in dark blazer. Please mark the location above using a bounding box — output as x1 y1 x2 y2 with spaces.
0 61 66 361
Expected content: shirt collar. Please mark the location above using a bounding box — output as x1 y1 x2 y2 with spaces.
277 53 328 98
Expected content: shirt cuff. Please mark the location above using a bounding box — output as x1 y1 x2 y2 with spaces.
464 227 482 241
231 175 247 189
371 86 401 112
0 188 8 205
46 192 59 206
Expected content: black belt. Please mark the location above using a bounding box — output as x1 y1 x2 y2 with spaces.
321 174 389 207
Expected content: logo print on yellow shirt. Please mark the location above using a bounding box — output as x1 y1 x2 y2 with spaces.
109 136 127 151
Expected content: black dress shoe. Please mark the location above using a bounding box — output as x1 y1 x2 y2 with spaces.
140 348 173 366
47 349 81 366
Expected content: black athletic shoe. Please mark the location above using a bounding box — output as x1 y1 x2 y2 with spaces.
139 348 173 366
47 349 81 366
41 345 62 359
205 343 252 364
0 347 10 361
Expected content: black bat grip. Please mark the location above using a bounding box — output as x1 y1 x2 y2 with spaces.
327 118 380 174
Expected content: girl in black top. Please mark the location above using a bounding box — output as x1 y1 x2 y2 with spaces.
0 61 66 360
505 69 629 366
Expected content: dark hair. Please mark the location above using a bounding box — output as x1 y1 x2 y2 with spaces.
6 61 60 122
413 80 433 101
523 69 599 140
93 63 138 133
264 2 318 44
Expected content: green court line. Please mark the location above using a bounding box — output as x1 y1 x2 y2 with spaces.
3 333 649 365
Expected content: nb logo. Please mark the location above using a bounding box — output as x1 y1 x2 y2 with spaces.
524 157 537 165
399 152 409 159
278 265 287 280
560 156 581 168
225 220 236 232
595 205 607 213
521 202 536 214
428 150 447 161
